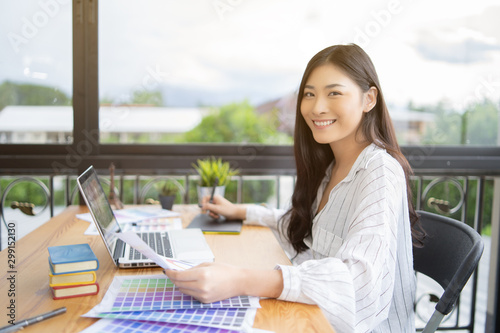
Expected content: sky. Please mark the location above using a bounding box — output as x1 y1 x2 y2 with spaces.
1 0 500 111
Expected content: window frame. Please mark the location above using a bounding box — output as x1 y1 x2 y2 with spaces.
0 0 499 177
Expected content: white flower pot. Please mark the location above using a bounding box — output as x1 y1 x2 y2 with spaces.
197 185 226 206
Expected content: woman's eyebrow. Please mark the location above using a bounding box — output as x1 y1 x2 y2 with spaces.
325 83 346 89
304 83 346 89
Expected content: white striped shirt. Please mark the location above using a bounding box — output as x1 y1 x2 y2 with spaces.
246 143 416 333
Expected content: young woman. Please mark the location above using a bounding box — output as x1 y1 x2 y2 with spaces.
165 44 425 332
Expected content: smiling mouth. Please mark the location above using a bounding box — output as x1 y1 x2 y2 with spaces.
313 120 336 127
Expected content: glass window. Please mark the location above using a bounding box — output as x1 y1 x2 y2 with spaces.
2 1 496 146
98 0 499 146
0 0 73 144
98 0 303 145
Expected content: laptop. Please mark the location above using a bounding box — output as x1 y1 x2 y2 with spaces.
77 165 214 268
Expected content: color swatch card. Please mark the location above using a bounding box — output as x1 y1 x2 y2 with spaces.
90 275 260 313
79 318 242 333
84 307 257 331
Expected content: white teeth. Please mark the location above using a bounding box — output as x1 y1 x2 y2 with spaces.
313 120 335 126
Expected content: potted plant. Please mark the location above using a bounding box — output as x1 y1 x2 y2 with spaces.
192 157 239 205
156 180 181 210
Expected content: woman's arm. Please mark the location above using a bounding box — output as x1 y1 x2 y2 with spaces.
164 263 284 303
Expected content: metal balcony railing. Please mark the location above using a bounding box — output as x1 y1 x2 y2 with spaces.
1 145 499 332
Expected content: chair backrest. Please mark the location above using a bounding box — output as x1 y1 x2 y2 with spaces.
413 210 484 331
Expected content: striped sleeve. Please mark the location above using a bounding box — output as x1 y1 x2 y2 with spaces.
276 158 406 333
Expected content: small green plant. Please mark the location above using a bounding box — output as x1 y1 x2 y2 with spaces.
156 181 180 196
192 157 239 187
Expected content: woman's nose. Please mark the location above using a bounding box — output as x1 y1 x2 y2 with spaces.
311 97 329 116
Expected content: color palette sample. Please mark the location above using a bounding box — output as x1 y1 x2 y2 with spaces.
82 275 261 333
95 308 254 330
80 318 240 333
91 275 260 314
111 277 254 312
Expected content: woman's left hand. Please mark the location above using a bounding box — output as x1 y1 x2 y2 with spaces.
163 262 245 303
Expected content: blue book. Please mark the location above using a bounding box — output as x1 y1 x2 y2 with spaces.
48 243 99 275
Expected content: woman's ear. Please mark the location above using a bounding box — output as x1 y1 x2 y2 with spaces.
363 86 378 112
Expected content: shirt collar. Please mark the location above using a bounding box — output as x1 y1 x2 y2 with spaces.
323 143 384 184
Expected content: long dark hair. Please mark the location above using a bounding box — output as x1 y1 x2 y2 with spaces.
281 44 425 254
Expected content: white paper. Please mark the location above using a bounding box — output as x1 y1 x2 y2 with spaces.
77 207 180 224
115 231 193 271
84 217 182 235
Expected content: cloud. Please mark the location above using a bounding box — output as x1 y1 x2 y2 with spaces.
463 6 500 41
413 6 500 64
415 34 500 64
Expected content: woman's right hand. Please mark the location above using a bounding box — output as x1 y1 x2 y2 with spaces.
201 194 246 220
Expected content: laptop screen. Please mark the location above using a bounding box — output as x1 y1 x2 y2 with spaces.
77 166 122 255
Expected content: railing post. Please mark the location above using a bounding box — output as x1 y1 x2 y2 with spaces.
486 177 500 332
485 102 500 333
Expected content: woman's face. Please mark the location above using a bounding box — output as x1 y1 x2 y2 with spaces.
300 64 376 147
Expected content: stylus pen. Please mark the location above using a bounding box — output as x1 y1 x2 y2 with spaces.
0 307 66 333
209 177 219 204
206 177 219 216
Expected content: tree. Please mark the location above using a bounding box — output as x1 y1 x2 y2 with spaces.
420 98 498 146
0 81 71 110
463 99 498 145
181 100 292 144
131 90 163 106
181 100 291 204
416 98 499 235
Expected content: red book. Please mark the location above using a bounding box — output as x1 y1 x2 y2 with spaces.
51 282 99 300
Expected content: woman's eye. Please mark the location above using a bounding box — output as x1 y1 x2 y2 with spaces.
329 91 341 96
304 92 314 97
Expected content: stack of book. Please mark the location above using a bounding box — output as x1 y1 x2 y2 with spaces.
48 243 100 300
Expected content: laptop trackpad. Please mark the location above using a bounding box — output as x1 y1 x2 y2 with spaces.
169 229 214 262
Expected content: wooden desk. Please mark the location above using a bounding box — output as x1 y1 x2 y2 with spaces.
0 205 334 333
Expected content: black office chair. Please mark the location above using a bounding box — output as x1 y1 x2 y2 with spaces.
413 210 484 333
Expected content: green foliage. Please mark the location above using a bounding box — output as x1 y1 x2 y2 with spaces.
420 98 498 145
463 100 499 145
99 89 164 108
182 100 291 203
242 179 275 203
412 177 494 236
156 181 180 196
0 81 71 110
181 100 292 144
192 157 239 187
0 179 49 207
131 90 163 106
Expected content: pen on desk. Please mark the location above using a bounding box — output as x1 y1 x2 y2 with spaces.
0 307 66 333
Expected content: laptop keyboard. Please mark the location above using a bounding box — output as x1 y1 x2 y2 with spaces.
129 232 173 260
